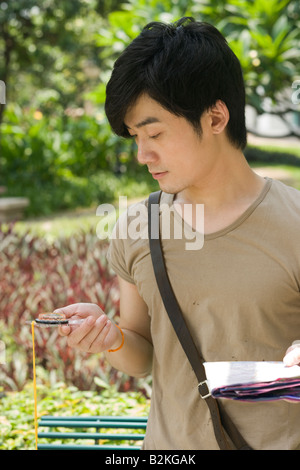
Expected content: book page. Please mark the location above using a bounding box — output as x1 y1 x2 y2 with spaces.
203 361 300 391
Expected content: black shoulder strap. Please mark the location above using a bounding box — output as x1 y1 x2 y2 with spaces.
148 190 252 450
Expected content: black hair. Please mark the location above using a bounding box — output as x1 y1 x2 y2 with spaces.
105 17 247 149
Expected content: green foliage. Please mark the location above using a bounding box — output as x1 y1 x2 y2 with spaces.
0 0 103 116
1 104 113 176
0 103 156 217
191 0 300 111
245 145 300 166
1 0 299 217
0 382 149 450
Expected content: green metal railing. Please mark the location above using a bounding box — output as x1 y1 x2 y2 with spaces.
37 415 148 450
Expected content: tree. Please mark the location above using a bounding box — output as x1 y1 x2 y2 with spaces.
92 0 300 118
191 0 300 116
0 0 107 125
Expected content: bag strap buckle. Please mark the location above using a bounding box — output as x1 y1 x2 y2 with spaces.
198 380 211 399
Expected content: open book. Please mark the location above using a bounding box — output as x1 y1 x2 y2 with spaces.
203 362 300 402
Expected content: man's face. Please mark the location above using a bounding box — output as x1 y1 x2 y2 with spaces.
124 94 218 196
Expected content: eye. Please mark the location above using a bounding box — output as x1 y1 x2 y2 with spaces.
149 133 161 140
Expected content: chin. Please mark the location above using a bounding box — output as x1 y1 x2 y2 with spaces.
158 186 177 195
158 182 185 195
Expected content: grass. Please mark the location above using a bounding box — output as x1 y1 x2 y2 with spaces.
13 207 114 243
9 195 146 242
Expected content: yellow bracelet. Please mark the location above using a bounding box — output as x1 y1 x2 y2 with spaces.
108 324 124 352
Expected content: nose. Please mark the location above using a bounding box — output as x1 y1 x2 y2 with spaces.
136 138 158 166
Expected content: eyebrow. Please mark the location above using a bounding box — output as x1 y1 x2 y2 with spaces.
125 116 161 130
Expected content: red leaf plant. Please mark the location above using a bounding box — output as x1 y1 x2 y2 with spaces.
0 224 139 392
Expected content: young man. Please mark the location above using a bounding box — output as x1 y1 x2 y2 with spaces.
57 17 300 449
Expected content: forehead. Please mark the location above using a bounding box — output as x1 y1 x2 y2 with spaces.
124 94 170 129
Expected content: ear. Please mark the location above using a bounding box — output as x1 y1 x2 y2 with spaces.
209 100 230 134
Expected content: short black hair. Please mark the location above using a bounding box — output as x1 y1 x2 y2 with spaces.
105 17 247 150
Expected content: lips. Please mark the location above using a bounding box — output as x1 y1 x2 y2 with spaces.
150 171 168 180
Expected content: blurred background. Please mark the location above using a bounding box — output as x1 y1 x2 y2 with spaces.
0 0 300 449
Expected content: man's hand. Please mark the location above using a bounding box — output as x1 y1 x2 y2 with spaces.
283 341 300 367
55 279 153 378
55 303 122 354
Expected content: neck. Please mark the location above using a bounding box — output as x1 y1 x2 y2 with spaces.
175 149 264 212
173 146 266 235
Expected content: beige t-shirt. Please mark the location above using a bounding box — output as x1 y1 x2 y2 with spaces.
107 178 300 450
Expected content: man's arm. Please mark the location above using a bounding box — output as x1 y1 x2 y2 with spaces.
105 276 153 377
57 276 153 378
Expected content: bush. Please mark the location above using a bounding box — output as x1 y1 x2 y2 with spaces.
0 114 112 217
0 382 150 450
244 145 300 166
0 104 142 217
0 225 150 394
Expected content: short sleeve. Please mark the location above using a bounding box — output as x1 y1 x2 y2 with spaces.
106 214 135 284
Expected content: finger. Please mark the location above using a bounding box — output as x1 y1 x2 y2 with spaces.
67 316 97 347
54 304 89 319
67 315 109 353
54 303 104 320
86 317 111 353
283 346 300 367
59 324 71 336
78 316 107 352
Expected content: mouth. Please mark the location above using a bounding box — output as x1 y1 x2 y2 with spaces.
150 171 168 180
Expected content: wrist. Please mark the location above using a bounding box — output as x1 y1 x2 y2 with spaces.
107 324 124 353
